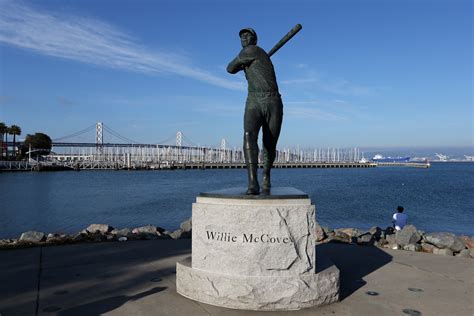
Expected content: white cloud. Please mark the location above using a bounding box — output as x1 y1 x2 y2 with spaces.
0 1 244 90
317 78 375 97
280 78 317 85
285 106 346 121
284 98 371 121
280 66 385 97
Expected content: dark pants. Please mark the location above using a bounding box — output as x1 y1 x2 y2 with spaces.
243 92 283 168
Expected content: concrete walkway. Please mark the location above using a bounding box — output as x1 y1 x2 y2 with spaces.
0 240 472 315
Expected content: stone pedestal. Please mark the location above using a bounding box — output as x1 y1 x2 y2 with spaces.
176 187 340 311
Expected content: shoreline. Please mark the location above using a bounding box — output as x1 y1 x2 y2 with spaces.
1 220 472 259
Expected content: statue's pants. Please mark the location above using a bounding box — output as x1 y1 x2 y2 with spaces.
243 92 283 168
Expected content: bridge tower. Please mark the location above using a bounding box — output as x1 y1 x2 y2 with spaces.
176 131 182 147
96 122 104 155
176 131 183 162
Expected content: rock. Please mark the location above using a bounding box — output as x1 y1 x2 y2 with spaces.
170 228 191 239
335 228 362 238
83 232 106 242
132 225 159 234
62 235 75 244
46 233 59 242
384 226 395 236
421 242 437 253
111 228 132 238
0 239 14 247
45 233 72 245
159 230 173 239
396 225 421 247
167 219 192 240
374 238 387 248
458 236 474 249
94 232 106 242
330 231 351 244
180 218 192 233
86 224 113 234
160 232 172 239
403 244 421 252
72 232 87 242
369 226 382 241
385 234 398 249
19 231 45 243
138 233 158 240
470 249 474 258
433 248 453 256
424 232 465 252
132 225 162 240
456 249 471 258
118 236 127 242
315 223 326 241
170 229 182 239
357 233 374 245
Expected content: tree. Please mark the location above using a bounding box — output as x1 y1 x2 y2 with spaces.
9 125 22 160
21 133 52 158
0 122 6 160
1 123 9 160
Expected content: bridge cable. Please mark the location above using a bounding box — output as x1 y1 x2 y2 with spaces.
103 124 141 144
181 134 199 147
53 124 96 142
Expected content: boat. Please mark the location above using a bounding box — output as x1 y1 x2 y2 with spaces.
372 154 410 163
435 153 448 162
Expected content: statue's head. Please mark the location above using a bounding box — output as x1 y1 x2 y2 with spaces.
239 28 257 47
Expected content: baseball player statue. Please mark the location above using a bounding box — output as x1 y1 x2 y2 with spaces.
227 25 301 195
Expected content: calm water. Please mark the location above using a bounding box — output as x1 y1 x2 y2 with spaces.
1 163 473 239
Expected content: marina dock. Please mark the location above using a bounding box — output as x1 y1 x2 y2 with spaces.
0 160 435 171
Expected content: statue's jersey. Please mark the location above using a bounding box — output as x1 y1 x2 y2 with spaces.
227 45 279 93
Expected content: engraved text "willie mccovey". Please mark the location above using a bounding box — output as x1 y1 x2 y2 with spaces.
206 231 291 244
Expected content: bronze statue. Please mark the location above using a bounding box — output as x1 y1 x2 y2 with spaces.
227 25 302 195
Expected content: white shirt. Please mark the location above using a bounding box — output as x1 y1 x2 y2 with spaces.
392 212 408 230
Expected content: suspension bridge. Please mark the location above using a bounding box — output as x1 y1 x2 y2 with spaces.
2 122 377 171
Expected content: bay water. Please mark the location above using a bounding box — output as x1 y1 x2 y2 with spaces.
1 163 473 239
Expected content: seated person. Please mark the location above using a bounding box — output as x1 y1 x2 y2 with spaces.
392 206 407 231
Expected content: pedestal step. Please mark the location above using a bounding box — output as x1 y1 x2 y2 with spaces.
176 256 340 311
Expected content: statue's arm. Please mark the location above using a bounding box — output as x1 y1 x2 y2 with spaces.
227 47 256 74
227 56 244 74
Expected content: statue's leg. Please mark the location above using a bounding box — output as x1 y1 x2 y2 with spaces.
243 99 261 195
262 95 283 190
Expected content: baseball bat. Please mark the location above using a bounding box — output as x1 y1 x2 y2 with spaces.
267 23 302 57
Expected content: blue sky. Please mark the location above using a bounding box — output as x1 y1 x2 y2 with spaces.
0 0 472 148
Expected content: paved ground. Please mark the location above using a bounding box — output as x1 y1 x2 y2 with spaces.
0 240 472 316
